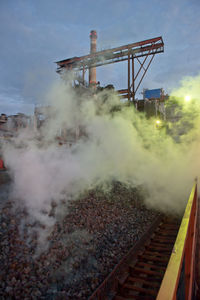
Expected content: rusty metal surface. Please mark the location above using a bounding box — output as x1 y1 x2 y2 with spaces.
56 43 163 73
56 37 164 67
114 218 180 300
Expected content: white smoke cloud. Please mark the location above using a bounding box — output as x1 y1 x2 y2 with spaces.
3 73 200 231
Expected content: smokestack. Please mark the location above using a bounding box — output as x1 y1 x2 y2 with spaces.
89 30 97 88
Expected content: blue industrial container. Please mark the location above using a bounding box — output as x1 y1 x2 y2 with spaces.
144 89 162 100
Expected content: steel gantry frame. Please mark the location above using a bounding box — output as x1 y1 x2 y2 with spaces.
56 36 164 101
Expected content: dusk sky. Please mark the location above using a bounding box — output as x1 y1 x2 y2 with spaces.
0 0 200 115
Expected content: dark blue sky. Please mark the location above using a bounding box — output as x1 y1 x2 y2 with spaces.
0 0 200 114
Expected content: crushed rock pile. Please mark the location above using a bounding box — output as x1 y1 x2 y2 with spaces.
0 182 159 299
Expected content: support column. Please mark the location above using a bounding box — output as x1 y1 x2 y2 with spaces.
128 53 130 102
132 54 135 102
82 65 85 86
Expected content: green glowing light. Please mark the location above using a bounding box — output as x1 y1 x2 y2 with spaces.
185 95 191 102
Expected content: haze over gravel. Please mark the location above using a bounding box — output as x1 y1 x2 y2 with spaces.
0 181 158 299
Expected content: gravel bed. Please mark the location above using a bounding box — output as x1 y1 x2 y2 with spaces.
0 182 159 299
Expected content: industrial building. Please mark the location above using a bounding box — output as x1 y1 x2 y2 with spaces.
0 113 32 138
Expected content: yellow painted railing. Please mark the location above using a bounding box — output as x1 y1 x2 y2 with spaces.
156 182 198 300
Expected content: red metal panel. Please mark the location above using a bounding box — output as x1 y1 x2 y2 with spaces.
0 159 5 169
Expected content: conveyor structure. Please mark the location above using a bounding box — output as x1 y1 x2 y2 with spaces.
56 36 164 101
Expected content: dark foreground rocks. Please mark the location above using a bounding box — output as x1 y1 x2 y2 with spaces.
0 183 158 299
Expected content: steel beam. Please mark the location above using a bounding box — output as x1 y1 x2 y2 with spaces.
128 53 130 102
132 55 135 101
56 36 164 97
134 54 155 95
56 38 164 71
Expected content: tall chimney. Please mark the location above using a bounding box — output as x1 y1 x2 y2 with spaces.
89 30 97 88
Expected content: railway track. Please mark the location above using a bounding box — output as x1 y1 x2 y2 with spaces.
89 216 181 300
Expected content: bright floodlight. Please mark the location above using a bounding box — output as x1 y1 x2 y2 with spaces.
156 120 161 124
185 95 191 102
